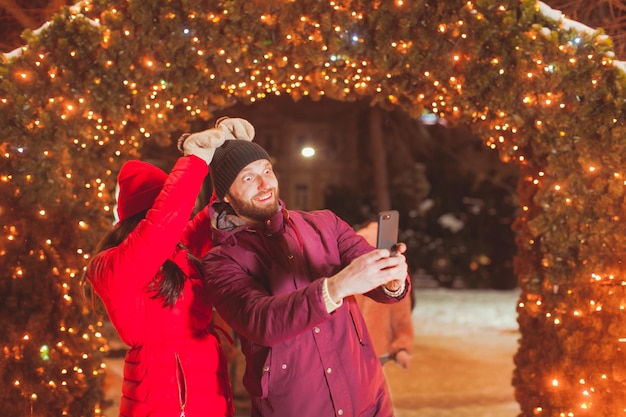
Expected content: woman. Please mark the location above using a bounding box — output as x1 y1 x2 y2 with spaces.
85 118 254 417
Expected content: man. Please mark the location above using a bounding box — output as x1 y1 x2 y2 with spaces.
194 137 410 417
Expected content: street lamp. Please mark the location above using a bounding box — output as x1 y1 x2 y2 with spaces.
301 146 315 158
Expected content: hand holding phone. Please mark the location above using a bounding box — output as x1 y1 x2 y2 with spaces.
376 210 399 256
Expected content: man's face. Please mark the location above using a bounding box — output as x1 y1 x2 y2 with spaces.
224 158 280 223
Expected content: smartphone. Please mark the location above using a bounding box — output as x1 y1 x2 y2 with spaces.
376 210 399 254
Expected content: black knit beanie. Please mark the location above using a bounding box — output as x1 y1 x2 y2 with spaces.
210 140 271 199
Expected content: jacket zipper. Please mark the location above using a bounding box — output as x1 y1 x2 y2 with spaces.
349 309 364 345
175 353 187 417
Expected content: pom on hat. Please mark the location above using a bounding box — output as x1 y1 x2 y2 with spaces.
116 160 168 222
210 140 271 199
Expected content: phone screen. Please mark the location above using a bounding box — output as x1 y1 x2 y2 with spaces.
376 210 399 253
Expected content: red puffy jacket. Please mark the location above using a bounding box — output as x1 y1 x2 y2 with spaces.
87 156 233 417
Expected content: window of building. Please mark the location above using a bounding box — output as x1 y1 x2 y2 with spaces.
294 184 309 210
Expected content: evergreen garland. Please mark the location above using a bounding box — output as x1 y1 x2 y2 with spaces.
2 0 625 415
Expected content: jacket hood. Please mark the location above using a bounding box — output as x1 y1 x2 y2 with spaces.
208 198 287 246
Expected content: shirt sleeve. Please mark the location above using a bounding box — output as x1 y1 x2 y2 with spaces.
333 212 412 304
203 249 332 347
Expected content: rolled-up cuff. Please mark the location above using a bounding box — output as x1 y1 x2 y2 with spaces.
322 278 343 313
382 280 406 298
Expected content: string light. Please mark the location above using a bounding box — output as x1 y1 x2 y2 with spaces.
1 0 625 415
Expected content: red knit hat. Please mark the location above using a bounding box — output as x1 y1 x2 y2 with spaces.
116 160 168 222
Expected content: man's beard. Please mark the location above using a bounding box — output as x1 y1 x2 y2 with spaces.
228 187 280 222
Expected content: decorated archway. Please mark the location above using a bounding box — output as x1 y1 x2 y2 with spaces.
2 0 626 415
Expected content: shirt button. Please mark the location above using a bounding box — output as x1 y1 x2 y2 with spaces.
281 363 287 370
266 219 272 225
314 327 320 333
338 410 344 415
262 366 270 372
288 254 294 259
326 367 332 374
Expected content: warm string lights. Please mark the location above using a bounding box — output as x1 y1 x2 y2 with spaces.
516 271 626 415
2 0 626 415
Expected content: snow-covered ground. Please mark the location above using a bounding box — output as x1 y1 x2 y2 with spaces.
102 287 522 416
390 287 521 417
413 286 519 336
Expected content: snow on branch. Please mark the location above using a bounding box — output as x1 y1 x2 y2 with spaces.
537 1 625 69
2 0 99 62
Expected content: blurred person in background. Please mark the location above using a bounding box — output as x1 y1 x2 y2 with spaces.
354 220 415 369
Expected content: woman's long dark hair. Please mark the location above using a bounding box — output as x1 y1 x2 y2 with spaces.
84 209 196 308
